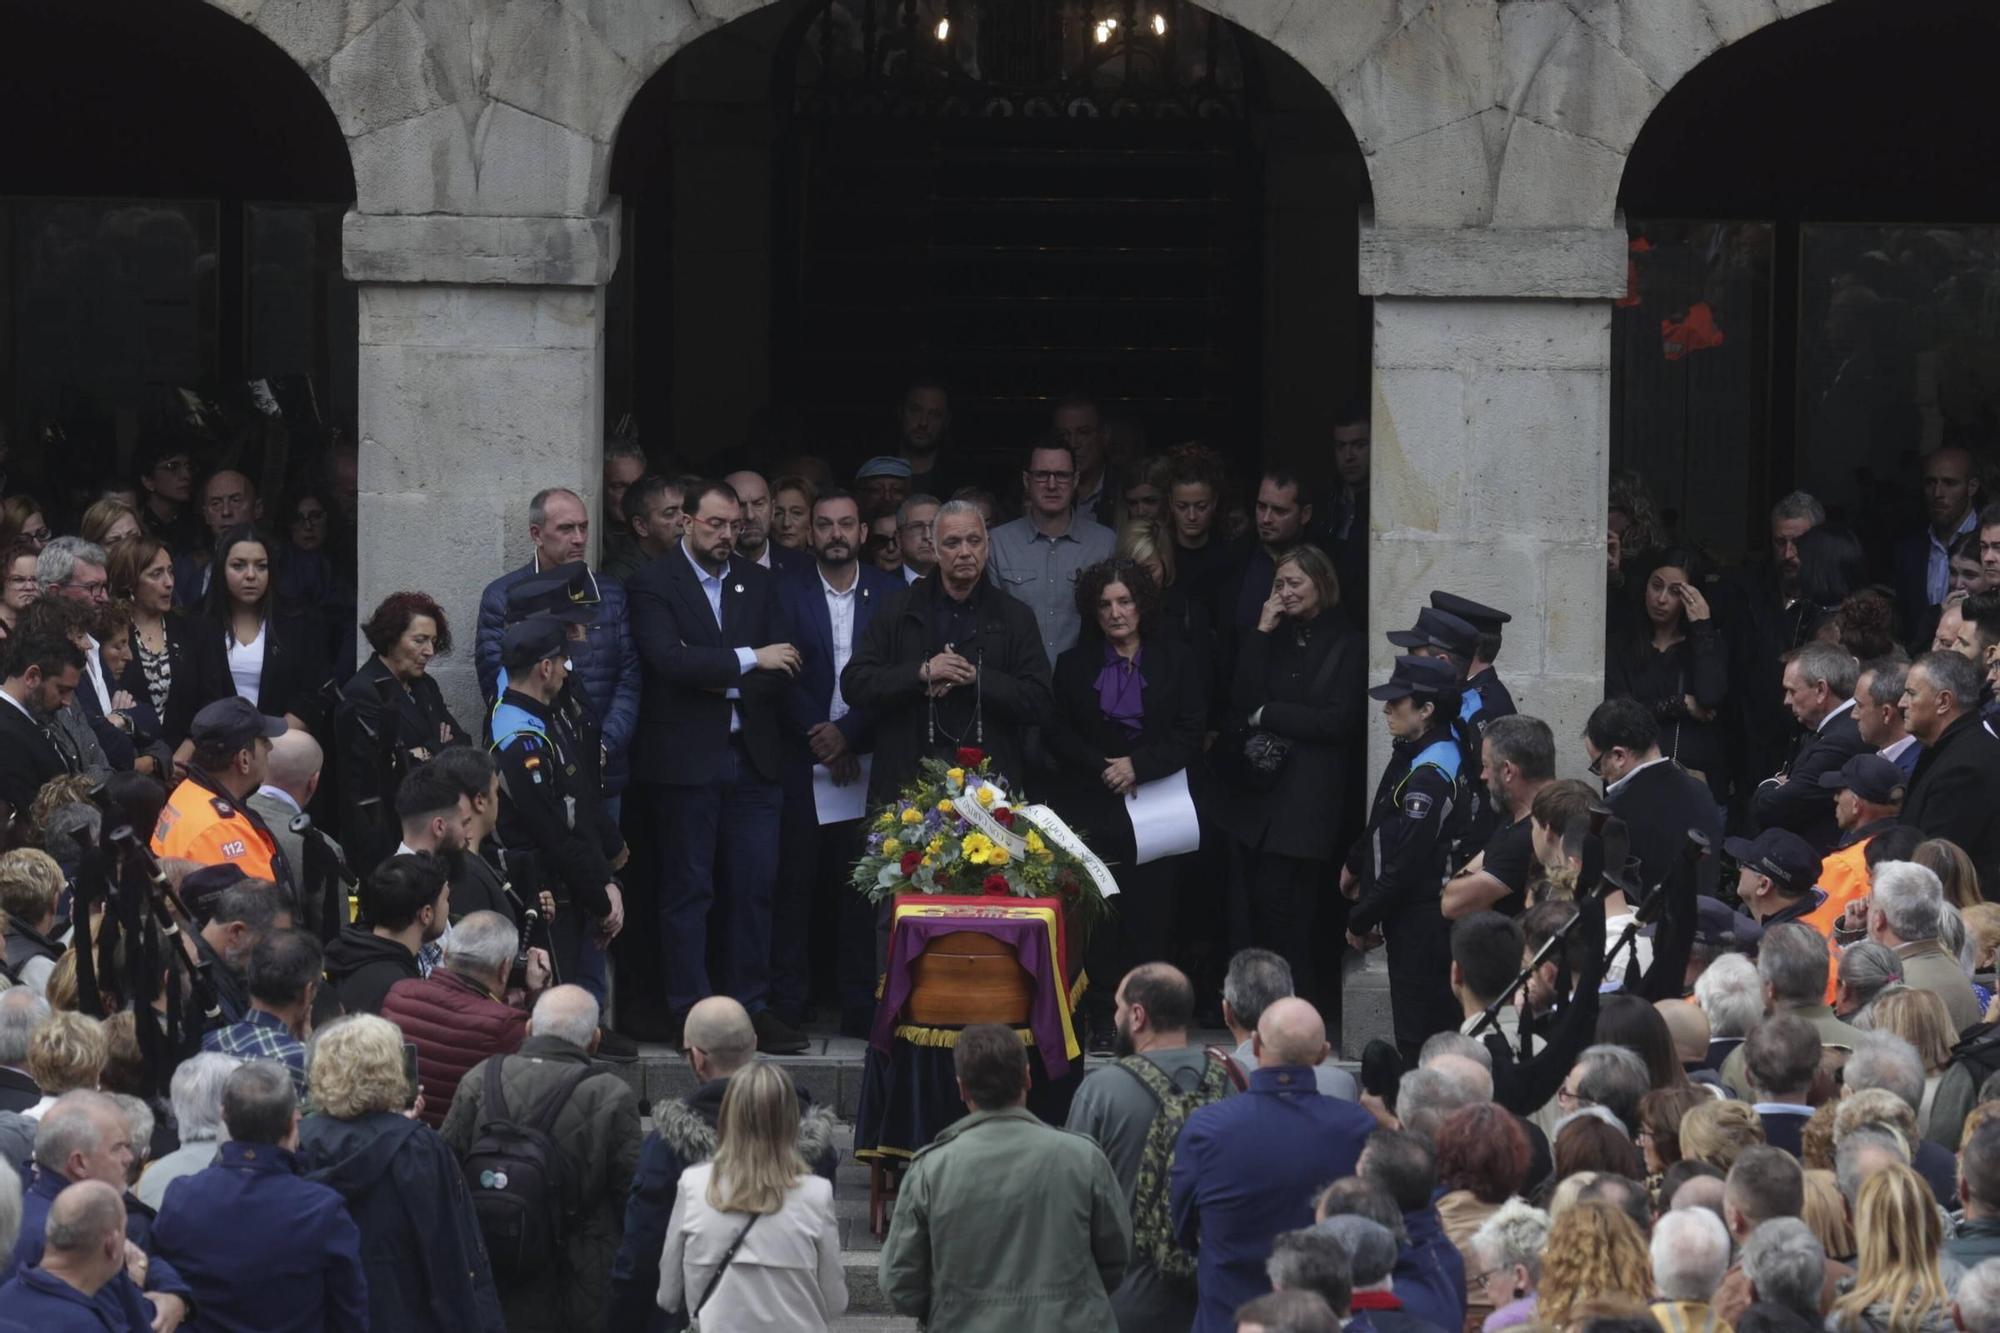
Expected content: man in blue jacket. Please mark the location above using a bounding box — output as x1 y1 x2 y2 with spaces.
1170 997 1375 1333
1358 1128 1467 1333
0 1179 136 1333
153 1062 368 1332
474 488 640 813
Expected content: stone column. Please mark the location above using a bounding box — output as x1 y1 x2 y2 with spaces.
1341 223 1626 1055
343 207 621 726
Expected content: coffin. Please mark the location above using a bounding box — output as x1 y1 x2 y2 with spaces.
904 930 1034 1026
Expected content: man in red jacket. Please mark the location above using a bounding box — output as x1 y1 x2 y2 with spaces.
381 910 549 1127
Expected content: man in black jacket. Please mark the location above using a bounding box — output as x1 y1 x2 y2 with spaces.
0 628 82 835
1585 699 1723 898
1752 641 1865 855
840 499 1054 809
626 478 805 1053
1900 648 2000 887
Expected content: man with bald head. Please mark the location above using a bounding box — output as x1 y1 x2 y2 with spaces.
607 995 839 1327
249 728 325 921
1171 997 1376 1333
1067 964 1232 1330
0 1179 134 1330
724 470 811 576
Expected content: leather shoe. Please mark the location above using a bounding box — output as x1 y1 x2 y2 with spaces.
595 1029 640 1064
753 1008 811 1055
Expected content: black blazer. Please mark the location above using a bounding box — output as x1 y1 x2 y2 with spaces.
184 609 334 726
0 697 69 825
127 613 211 749
1045 633 1205 859
1903 711 2000 888
1752 706 1866 854
1220 613 1365 863
332 655 468 871
626 546 788 786
1608 758 1724 899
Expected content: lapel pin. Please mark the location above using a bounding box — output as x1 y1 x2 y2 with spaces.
733 583 744 594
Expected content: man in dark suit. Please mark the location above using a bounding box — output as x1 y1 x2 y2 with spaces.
0 627 83 835
1742 1014 1820 1157
1585 698 1723 898
773 489 903 1035
1752 641 1865 855
724 470 813 578
626 478 808 1053
1900 649 2000 888
1891 445 1980 645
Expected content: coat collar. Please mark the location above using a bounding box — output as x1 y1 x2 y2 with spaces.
218 1140 305 1175
932 1104 1040 1145
515 1034 592 1065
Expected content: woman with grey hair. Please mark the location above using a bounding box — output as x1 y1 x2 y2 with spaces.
135 1052 240 1208
1469 1198 1550 1331
1836 941 1904 1024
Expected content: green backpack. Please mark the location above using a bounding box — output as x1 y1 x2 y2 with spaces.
1114 1052 1233 1286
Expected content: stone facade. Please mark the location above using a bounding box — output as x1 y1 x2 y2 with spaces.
194 0 1831 761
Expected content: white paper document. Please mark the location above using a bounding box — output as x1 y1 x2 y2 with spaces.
1125 768 1201 865
813 755 872 825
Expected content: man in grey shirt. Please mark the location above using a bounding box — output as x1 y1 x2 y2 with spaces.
1223 947 1360 1099
987 438 1115 665
1067 962 1231 1332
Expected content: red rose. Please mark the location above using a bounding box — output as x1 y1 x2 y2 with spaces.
982 874 1010 896
956 747 985 768
993 808 1014 827
899 850 923 876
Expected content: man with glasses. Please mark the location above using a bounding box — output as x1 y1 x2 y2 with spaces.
172 468 261 607
988 437 1115 665
135 438 203 556
1584 697 1724 898
34 537 119 747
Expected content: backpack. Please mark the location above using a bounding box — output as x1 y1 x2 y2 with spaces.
1114 1052 1233 1287
462 1056 594 1281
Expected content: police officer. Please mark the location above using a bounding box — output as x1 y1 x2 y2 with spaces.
1387 605 1493 854
1341 655 1466 1065
1428 591 1517 723
490 617 626 1004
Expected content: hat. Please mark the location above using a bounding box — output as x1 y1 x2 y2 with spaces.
1648 895 1764 951
190 697 287 751
1816 753 1908 805
1368 654 1461 701
500 617 570 671
1386 606 1480 658
505 563 599 626
1722 828 1823 895
854 456 913 482
1428 591 1511 637
181 863 248 925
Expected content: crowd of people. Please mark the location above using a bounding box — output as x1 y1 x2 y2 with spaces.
3 385 2000 1332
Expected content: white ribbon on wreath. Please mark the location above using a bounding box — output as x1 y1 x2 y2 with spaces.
959 778 1121 899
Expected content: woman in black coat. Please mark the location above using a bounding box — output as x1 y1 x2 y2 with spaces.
1606 545 1730 803
1047 559 1205 1038
1219 543 1364 1003
334 591 468 874
108 533 208 751
183 523 333 737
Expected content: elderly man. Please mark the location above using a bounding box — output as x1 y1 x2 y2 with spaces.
152 1062 368 1332
443 986 640 1333
247 730 325 919
1306 1215 1422 1333
1718 923 1863 1094
987 438 1116 664
1900 650 2000 885
1846 1031 1963 1207
1651 1207 1733 1328
1806 753 1907 936
1735 1218 1829 1329
1171 998 1376 1333
1869 859 1982 1031
134 1053 238 1209
0 990 49 1112
722 470 811 576
380 910 540 1129
1221 949 1358 1098
1853 658 1921 776
609 995 839 1329
880 1024 1129 1332
895 493 940 584
0 1179 135 1332
842 497 1053 806
1714 1151 1851 1323
2 1091 192 1329
1754 642 1865 854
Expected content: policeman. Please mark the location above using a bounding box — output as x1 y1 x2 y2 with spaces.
1341 655 1466 1065
490 617 625 993
1428 591 1517 724
152 697 294 892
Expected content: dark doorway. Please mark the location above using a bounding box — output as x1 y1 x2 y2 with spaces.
608 0 1367 491
1616 0 2000 564
0 0 355 507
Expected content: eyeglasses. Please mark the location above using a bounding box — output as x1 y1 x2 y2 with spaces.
22 526 51 544
1027 470 1076 486
153 458 193 474
293 508 328 526
1471 1267 1504 1287
1587 750 1607 777
1556 1086 1594 1110
66 578 109 596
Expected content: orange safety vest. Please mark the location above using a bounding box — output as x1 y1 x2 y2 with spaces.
151 778 279 882
1806 834 1876 1005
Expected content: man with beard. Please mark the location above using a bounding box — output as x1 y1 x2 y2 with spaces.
1442 715 1555 921
897 379 956 497
382 757 473 981
1224 471 1314 633
1065 963 1232 1333
774 490 903 1034
0 629 83 832
1894 445 1981 644
724 469 812 576
324 851 451 1015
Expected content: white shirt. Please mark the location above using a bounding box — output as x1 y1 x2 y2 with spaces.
255 784 302 818
1926 509 1978 606
903 565 922 585
820 569 859 723
1881 733 1919 765
1817 696 1857 733
0 688 36 726
82 634 113 715
1604 754 1671 799
228 620 267 706
682 543 757 733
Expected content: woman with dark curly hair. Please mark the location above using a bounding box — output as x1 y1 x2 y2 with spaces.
1606 545 1731 802
334 590 467 873
1434 1103 1531 1332
1045 557 1205 1048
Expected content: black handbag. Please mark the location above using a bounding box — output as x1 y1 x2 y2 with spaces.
1209 628 1348 795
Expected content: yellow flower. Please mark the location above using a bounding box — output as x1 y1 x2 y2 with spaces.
1025 830 1046 855
900 808 921 825
882 839 902 857
946 767 965 785
920 856 933 867
989 847 1010 865
928 837 945 855
965 847 988 866
937 800 954 815
976 786 997 808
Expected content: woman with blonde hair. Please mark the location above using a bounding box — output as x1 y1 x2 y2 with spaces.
1865 989 1954 1134
296 1014 502 1332
1533 1202 1654 1329
1802 1168 1856 1264
658 1061 847 1329
1828 1163 1953 1332
1914 838 1981 910
1678 1097 1767 1172
80 499 144 551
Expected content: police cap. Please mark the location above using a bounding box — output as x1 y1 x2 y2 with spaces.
1428 592 1511 637
1368 654 1460 701
1386 606 1480 658
500 616 569 671
505 563 599 626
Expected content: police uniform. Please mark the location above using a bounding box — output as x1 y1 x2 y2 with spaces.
1346 655 1467 1063
1388 606 1493 859
1429 591 1518 731
151 698 294 891
490 618 617 980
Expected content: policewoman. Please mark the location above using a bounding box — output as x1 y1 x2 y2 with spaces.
490 616 624 989
1342 654 1467 1064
